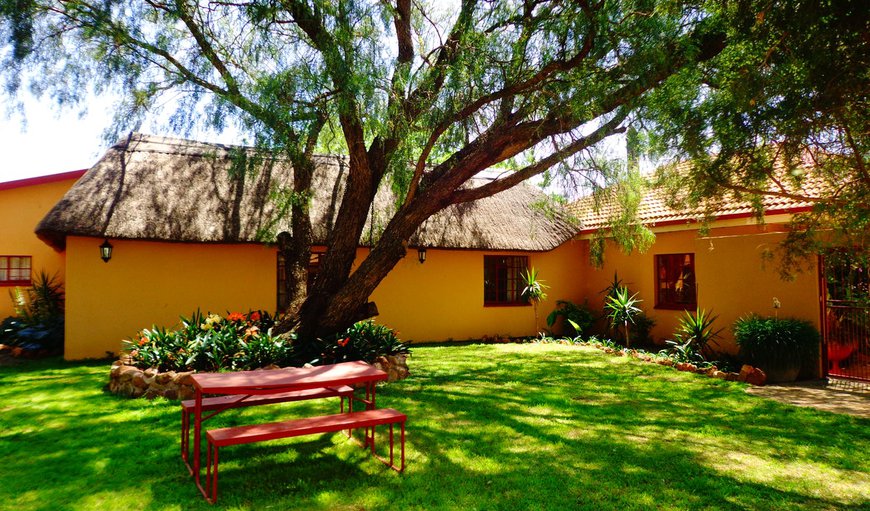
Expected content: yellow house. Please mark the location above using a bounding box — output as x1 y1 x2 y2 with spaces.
33 134 583 359
0 170 86 318
570 183 821 355
2 133 826 366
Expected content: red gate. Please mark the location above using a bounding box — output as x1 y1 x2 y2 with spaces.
821 252 870 382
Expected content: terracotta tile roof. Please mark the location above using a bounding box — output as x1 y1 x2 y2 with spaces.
569 163 826 232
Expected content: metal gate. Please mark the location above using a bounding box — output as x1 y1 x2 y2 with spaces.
821 252 870 382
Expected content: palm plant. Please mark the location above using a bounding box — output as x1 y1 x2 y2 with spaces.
521 267 549 333
604 286 642 347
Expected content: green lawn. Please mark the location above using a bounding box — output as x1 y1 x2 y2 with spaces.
1 344 868 511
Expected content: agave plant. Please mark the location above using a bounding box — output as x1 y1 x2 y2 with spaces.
673 308 723 358
604 286 642 347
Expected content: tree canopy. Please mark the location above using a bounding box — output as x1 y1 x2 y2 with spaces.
2 0 862 341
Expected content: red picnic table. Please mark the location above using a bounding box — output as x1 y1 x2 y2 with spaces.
182 360 406 503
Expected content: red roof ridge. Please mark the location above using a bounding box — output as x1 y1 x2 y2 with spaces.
0 169 88 191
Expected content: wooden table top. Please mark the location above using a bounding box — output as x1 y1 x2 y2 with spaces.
191 360 387 394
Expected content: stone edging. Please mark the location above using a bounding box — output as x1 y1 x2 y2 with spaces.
108 354 411 400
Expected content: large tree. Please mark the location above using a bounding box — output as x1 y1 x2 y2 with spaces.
642 0 868 276
0 0 730 342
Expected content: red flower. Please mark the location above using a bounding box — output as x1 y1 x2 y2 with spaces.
138 337 148 346
338 337 350 347
249 311 261 322
227 312 246 322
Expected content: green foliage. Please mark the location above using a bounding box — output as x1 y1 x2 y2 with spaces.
0 271 64 351
733 315 820 371
319 320 410 365
546 300 595 337
604 286 642 347
123 312 408 371
123 310 291 372
670 308 723 358
643 0 869 273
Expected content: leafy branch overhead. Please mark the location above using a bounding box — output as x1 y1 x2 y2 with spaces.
8 0 838 342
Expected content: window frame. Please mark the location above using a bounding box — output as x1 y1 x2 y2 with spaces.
654 253 697 310
0 255 32 287
483 255 530 307
276 249 326 311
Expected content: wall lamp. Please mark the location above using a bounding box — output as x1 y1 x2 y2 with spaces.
417 247 427 264
100 238 113 263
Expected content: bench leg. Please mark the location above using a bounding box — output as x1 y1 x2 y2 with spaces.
369 420 405 473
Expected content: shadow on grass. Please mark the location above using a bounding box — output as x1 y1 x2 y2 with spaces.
0 344 867 511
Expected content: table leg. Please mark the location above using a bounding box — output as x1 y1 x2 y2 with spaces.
193 387 203 485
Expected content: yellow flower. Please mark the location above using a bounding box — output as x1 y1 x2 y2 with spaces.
201 323 213 331
208 314 222 324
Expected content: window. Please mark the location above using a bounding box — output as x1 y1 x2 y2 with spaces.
655 253 696 309
0 256 31 286
277 249 325 311
484 255 529 306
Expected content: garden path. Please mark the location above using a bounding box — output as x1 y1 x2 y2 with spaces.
747 378 870 419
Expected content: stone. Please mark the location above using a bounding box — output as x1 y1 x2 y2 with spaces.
712 370 727 379
0 344 9 354
155 371 176 385
174 371 195 385
261 364 281 370
178 385 196 401
725 372 740 381
163 387 179 400
118 365 140 381
144 367 158 378
744 367 767 386
132 373 148 388
738 365 754 383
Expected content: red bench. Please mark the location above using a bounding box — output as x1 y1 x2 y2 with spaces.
203 408 406 503
181 385 354 470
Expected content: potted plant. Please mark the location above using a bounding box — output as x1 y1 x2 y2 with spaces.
733 315 820 383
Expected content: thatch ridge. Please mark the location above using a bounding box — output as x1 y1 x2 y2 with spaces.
37 133 578 252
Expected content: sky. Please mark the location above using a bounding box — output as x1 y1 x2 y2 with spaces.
0 89 241 184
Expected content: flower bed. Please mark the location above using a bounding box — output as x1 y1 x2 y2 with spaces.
108 312 411 399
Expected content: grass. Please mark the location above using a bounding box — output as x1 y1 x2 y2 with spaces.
1 343 868 511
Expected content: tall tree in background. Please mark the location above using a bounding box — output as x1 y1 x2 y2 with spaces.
0 0 731 343
644 0 868 276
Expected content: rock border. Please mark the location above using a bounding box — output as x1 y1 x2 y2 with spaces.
585 342 768 386
108 354 411 400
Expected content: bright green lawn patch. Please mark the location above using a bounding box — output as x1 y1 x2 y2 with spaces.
1 344 868 511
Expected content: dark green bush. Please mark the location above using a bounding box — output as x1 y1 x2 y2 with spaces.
0 272 65 352
733 315 819 370
546 300 596 337
320 320 410 365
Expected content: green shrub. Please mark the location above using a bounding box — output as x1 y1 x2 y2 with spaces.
733 315 819 371
546 300 596 337
0 272 65 352
320 320 410 365
123 312 407 372
662 308 722 363
123 310 288 372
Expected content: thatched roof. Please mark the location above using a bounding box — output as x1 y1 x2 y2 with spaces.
37 133 578 251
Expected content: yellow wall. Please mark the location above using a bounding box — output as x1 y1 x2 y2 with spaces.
371 241 586 342
63 236 586 359
580 225 821 352
0 176 80 318
64 236 277 359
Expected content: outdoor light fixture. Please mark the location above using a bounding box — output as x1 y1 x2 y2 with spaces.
100 238 113 263
417 247 427 264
